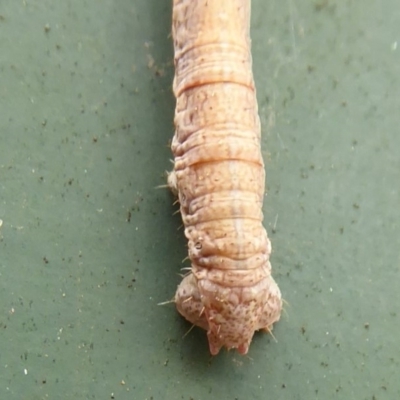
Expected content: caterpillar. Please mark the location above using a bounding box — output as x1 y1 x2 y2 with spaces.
168 0 282 355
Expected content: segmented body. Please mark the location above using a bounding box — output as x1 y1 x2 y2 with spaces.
169 0 282 355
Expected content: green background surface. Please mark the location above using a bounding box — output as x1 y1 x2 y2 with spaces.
1 1 399 399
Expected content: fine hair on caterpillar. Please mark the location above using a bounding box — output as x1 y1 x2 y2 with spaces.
168 0 282 355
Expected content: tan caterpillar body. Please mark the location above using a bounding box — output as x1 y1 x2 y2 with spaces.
169 0 282 355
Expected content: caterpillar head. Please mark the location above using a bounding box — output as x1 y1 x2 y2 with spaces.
175 273 282 355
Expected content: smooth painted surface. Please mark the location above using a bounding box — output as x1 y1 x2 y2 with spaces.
0 1 399 399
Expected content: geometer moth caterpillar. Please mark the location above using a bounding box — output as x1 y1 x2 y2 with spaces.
168 0 282 355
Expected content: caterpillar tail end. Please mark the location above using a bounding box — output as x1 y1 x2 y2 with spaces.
175 272 282 356
207 330 249 356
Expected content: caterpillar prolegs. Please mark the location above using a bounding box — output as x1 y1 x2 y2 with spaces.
168 0 282 355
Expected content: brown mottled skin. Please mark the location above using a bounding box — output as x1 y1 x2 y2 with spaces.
169 0 282 355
